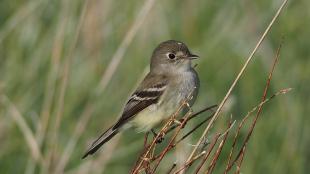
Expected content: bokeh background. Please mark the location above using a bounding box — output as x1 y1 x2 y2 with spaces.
0 0 309 173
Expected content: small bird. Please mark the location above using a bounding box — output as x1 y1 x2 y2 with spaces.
82 40 200 159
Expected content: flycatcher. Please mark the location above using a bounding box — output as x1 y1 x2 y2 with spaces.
82 40 200 158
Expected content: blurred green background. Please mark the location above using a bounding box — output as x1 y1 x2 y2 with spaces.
0 0 309 173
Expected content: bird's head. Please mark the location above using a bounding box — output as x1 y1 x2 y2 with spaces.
150 40 199 74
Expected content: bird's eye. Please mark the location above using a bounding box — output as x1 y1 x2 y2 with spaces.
167 53 176 59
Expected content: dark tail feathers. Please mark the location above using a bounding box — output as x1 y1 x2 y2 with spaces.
82 126 119 159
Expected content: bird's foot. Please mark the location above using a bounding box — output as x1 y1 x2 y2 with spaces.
151 129 165 144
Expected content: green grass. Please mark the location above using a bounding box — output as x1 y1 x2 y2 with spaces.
0 0 309 173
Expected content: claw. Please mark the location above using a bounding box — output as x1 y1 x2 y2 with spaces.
151 129 165 144
156 136 164 144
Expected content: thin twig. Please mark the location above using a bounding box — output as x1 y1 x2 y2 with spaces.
133 89 197 173
173 151 206 174
138 106 216 167
192 119 235 174
131 101 188 174
133 94 209 173
131 134 151 173
234 147 245 174
232 38 283 168
225 38 288 172
166 105 217 135
175 112 215 145
205 118 233 174
150 108 194 174
186 0 288 163
193 134 221 174
223 88 292 172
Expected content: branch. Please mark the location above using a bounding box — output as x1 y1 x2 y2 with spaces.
186 0 289 163
225 38 291 172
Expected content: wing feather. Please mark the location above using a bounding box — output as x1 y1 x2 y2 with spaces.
113 74 168 129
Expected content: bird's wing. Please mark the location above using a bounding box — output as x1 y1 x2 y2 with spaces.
112 74 168 130
82 74 167 158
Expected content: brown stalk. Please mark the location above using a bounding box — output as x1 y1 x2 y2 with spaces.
132 102 216 173
150 107 194 174
166 105 217 135
131 133 151 173
232 40 282 169
133 90 201 173
185 0 288 163
205 118 233 174
193 119 234 174
131 101 188 174
137 105 216 169
223 88 292 173
234 147 245 174
174 111 215 145
194 133 221 174
225 38 286 172
173 151 207 174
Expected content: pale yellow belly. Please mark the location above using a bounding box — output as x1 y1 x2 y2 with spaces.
130 103 176 132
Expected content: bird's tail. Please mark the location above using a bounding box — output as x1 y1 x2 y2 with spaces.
82 126 119 159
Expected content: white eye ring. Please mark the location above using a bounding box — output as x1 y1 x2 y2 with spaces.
167 53 176 59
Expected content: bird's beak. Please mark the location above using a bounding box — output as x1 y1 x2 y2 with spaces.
187 53 199 60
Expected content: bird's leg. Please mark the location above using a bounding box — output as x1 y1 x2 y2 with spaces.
172 102 192 128
151 129 164 144
151 129 157 136
143 132 149 149
175 102 193 128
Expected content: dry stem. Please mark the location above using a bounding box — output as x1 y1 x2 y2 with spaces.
186 0 288 163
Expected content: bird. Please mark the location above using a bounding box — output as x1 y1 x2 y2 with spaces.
82 40 200 159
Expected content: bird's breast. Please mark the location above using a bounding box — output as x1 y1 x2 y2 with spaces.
131 69 199 132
